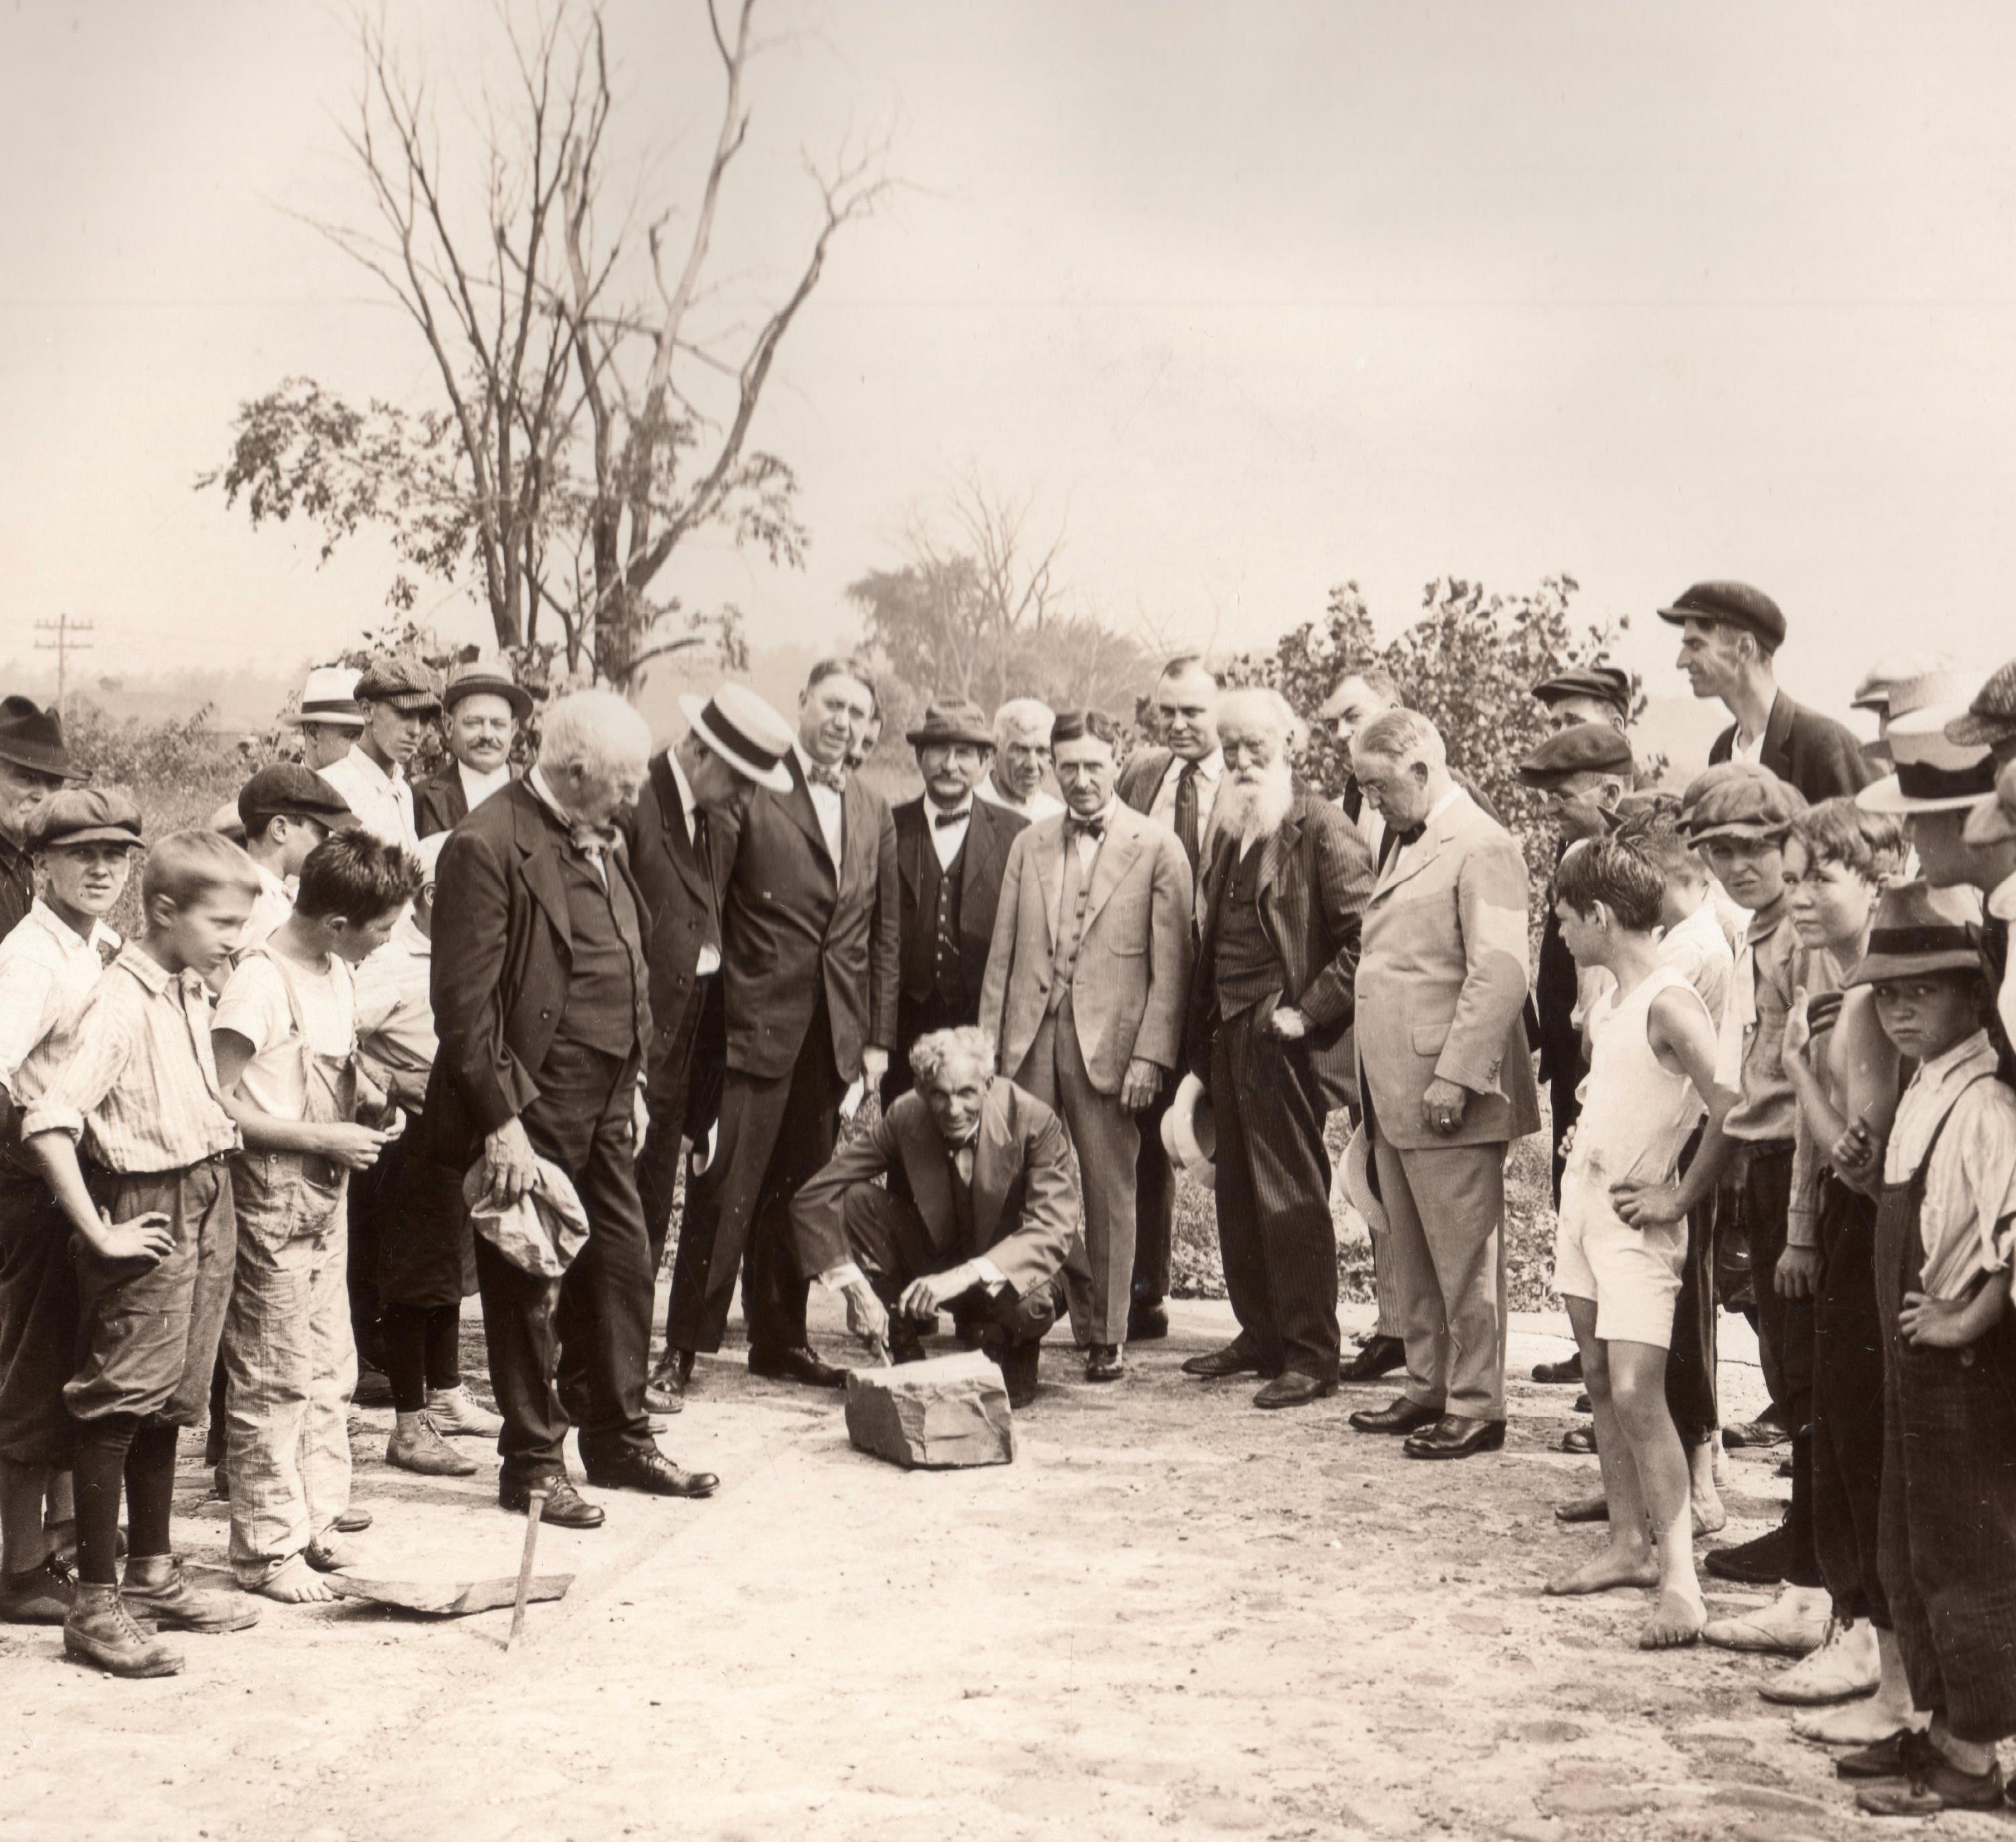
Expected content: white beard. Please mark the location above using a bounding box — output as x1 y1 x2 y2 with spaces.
1211 767 1295 854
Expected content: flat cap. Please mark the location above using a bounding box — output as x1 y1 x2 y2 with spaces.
442 659 533 720
26 785 142 850
1655 581 1787 651
1680 761 1808 842
1529 664 1632 719
237 764 354 833
1964 756 2016 849
1517 722 1635 787
353 655 442 712
1946 657 2016 751
906 698 995 751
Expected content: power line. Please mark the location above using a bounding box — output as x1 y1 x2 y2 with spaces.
34 614 94 721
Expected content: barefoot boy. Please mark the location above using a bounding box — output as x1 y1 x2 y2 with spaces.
20 830 263 1676
1544 835 1730 1648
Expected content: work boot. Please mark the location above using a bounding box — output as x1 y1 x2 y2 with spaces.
0 1554 74 1624
387 1415 478 1478
423 1386 503 1439
63 1583 182 1677
120 1556 260 1633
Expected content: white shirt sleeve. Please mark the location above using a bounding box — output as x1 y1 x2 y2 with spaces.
212 957 291 1056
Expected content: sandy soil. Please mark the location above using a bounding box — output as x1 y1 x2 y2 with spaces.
0 1291 2003 1842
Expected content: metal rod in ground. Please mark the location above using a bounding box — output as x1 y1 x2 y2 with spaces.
507 1491 547 1650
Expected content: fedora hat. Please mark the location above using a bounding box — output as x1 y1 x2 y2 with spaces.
441 658 533 721
1857 704 1998 814
286 665 366 730
905 698 995 751
1339 1122 1387 1241
0 696 81 782
679 684 795 796
1844 880 1982 987
1160 1072 1216 1189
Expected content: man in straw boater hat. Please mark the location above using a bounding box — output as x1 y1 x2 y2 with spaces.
626 683 796 1412
1963 757 2016 1057
414 659 534 839
883 698 1027 1110
318 656 441 852
285 665 368 774
0 697 85 946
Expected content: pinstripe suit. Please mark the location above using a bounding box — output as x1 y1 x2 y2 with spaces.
1185 788 1373 1381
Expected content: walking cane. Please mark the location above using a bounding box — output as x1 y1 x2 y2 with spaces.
507 1488 548 1650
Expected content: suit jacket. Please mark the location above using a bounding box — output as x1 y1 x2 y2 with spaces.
622 750 724 1083
414 762 520 839
1116 747 1174 816
977 802 1194 1095
792 1077 1081 1296
703 753 899 1083
1708 692 1876 802
1354 788 1540 1150
423 778 653 1167
892 795 1025 1009
1184 788 1374 1109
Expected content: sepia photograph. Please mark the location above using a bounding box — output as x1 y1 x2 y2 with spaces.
3 2 2016 1836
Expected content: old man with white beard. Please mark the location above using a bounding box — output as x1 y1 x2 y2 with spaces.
1178 689 1374 1407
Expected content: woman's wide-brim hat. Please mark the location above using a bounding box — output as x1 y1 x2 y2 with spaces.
1857 702 1999 814
679 684 795 795
1160 1071 1216 1189
1844 880 1983 987
0 696 82 782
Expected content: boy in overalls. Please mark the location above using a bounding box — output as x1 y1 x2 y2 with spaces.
213 832 417 1601
1829 881 2016 1815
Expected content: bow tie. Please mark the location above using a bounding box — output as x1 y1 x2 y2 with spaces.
1390 822 1426 849
933 806 972 831
806 763 847 793
1068 815 1106 840
569 823 620 858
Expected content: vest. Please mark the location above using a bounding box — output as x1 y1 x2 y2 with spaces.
551 844 648 1058
909 835 968 1009
1047 833 1097 1015
1215 841 1286 1018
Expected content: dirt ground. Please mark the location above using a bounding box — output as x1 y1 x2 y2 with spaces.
0 1288 2006 1842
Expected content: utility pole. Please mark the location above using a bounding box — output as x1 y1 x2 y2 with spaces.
33 614 93 721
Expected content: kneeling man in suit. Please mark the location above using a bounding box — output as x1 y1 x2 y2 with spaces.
791 1026 1083 1407
1347 708 1539 1460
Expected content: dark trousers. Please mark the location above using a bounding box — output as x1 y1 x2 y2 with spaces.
840 1184 1061 1347
1742 1140 1822 1587
345 1174 382 1372
1210 1004 1339 1382
473 1050 655 1489
1548 1071 1583 1210
1812 1175 1887 1624
637 976 722 1352
1130 1082 1176 1307
1664 1128 1719 1445
665 1000 844 1357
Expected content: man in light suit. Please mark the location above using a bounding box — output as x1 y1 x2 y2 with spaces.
792 1026 1083 1407
1346 708 1540 1460
978 708 1193 1382
663 657 900 1394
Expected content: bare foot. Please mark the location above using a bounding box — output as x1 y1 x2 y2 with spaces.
250 1556 335 1604
1554 1491 1607 1524
1639 1585 1707 1648
1689 1443 1726 1535
1794 1700 1919 1746
1545 1546 1660 1597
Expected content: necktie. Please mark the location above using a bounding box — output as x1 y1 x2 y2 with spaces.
1174 761 1200 874
951 1135 976 1188
807 762 847 793
933 807 970 831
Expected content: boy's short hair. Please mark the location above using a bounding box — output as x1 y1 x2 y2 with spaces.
142 831 262 913
294 831 422 927
1789 796 1908 885
1613 804 1707 888
1554 835 1666 932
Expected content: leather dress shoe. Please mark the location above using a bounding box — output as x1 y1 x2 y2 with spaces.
1349 1395 1443 1435
1084 1344 1125 1382
1403 1415 1506 1460
1127 1298 1169 1341
584 1449 720 1499
748 1344 847 1390
500 1474 605 1529
1703 1520 1791 1585
1253 1372 1335 1410
1181 1338 1267 1380
1339 1335 1406 1383
650 1347 697 1404
1531 1352 1583 1384
642 1380 682 1415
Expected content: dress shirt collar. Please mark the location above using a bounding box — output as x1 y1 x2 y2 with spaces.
665 746 698 814
528 765 577 830
24 897 117 959
457 757 511 807
1991 870 2016 924
344 743 404 792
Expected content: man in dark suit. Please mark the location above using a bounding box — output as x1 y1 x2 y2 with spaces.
1661 581 1874 802
1179 688 1374 1407
662 657 900 1394
792 1026 1083 1407
414 661 532 838
624 684 799 1411
886 699 1027 1110
1114 654 1224 1343
427 690 718 1527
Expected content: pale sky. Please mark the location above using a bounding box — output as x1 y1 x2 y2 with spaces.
3 0 2014 720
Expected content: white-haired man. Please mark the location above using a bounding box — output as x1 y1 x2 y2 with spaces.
1179 688 1374 1406
976 699 1065 823
426 689 717 1526
1346 709 1540 1459
790 1025 1083 1407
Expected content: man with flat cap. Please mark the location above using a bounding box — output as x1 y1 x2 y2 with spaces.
886 699 1027 1109
319 656 441 851
1660 581 1873 801
0 699 83 945
1531 665 1632 736
235 764 354 954
415 661 533 838
1948 657 2016 771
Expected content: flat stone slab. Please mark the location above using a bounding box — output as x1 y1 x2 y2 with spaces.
845 1349 1015 1469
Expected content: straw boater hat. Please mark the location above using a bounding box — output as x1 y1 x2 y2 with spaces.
1964 757 2016 849
1852 652 1964 715
677 683 794 795
1856 703 1999 815
1843 881 1983 987
286 665 366 731
1160 1072 1216 1189
441 658 534 722
1339 1122 1387 1239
